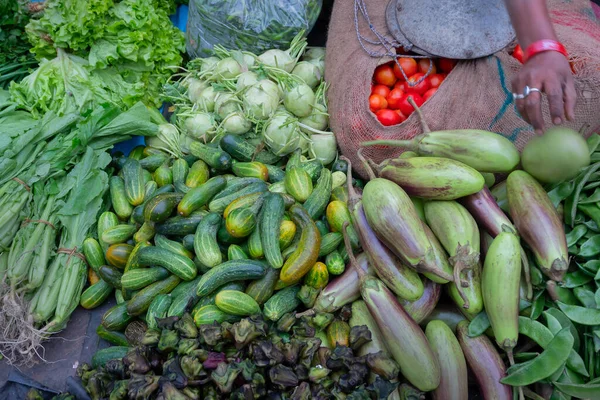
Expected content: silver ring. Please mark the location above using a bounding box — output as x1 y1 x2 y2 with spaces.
513 86 542 100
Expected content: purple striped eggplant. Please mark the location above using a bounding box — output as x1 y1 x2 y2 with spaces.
424 200 482 315
313 253 373 313
425 320 469 400
456 320 512 400
421 304 467 332
398 278 441 324
507 171 568 281
460 187 516 237
374 157 485 200
362 178 453 282
342 160 425 301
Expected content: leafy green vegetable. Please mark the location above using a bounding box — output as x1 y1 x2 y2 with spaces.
23 0 185 108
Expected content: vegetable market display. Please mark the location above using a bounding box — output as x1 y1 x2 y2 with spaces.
1 4 600 400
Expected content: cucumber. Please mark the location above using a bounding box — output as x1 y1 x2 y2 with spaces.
223 192 264 218
193 305 240 326
232 161 269 181
170 276 202 299
284 167 313 202
109 177 133 220
105 243 134 269
144 181 158 201
287 150 302 169
189 141 232 171
213 178 262 201
127 275 181 316
318 232 343 257
260 193 285 268
183 234 195 252
167 288 199 318
102 302 134 331
193 282 245 309
269 181 287 194
299 159 324 183
98 265 123 289
245 266 279 305
326 200 359 249
315 220 330 237
124 241 151 273
139 153 169 172
155 211 206 236
195 260 267 297
263 285 302 321
279 220 297 250
129 146 145 160
194 212 222 268
143 193 184 223
219 134 281 164
217 223 245 245
303 168 332 219
186 160 210 188
226 208 257 238
80 280 113 309
136 246 197 281
208 181 268 213
154 234 193 259
247 221 264 259
326 250 345 275
101 225 136 245
266 164 286 183
121 267 170 290
178 176 227 217
304 262 329 290
122 159 145 206
96 325 129 346
133 221 155 243
330 186 349 203
146 294 172 330
153 163 173 187
82 238 105 274
172 158 190 186
215 290 261 316
331 171 346 189
227 244 248 261
91 347 129 369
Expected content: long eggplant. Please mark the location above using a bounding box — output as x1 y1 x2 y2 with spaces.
460 187 516 237
398 278 441 324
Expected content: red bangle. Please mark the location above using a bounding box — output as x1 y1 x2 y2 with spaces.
523 40 568 62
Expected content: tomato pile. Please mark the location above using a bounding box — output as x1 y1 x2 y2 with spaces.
370 57 456 126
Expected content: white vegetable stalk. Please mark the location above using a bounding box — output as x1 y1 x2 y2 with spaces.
257 31 308 73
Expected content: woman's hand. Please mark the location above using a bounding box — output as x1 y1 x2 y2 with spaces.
512 51 576 133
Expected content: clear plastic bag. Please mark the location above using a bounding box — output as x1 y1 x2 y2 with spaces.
186 0 322 58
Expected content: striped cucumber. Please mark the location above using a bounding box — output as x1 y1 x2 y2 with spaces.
194 212 222 268
260 193 285 268
146 294 172 330
136 246 197 281
193 305 240 326
97 212 119 252
83 238 105 274
127 275 181 316
109 177 133 220
195 260 267 297
303 168 332 219
245 266 280 305
284 166 313 202
154 234 193 259
121 267 170 290
263 285 302 321
215 290 261 316
80 280 113 309
178 176 227 217
101 225 136 245
122 159 145 206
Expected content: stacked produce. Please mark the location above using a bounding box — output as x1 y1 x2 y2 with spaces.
161 32 336 164
369 56 456 126
11 0 185 112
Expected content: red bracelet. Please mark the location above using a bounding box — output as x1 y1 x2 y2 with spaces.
523 40 568 62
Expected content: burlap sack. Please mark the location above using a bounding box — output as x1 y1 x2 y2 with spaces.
325 0 600 178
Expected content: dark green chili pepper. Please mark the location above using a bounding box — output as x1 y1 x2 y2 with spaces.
501 328 574 386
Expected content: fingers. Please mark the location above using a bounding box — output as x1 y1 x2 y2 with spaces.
563 74 576 121
543 80 565 125
524 90 544 133
511 76 530 125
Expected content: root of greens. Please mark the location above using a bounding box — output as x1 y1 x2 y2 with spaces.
0 279 48 367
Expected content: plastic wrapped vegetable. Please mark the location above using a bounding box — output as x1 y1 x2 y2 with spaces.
186 0 322 58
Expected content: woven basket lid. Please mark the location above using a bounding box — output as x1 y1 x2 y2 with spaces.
389 0 516 59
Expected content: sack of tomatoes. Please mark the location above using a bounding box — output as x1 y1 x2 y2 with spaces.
369 57 455 126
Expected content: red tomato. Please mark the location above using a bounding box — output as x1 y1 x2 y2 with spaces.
405 73 431 95
437 58 457 73
373 64 397 86
371 84 391 98
418 59 437 74
397 94 424 116
394 80 408 92
428 73 445 88
376 109 403 126
512 45 524 64
369 94 388 112
386 88 405 110
395 109 407 123
392 58 418 80
423 88 438 102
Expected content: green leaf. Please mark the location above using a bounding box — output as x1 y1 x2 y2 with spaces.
553 381 600 398
556 301 600 325
577 234 600 257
